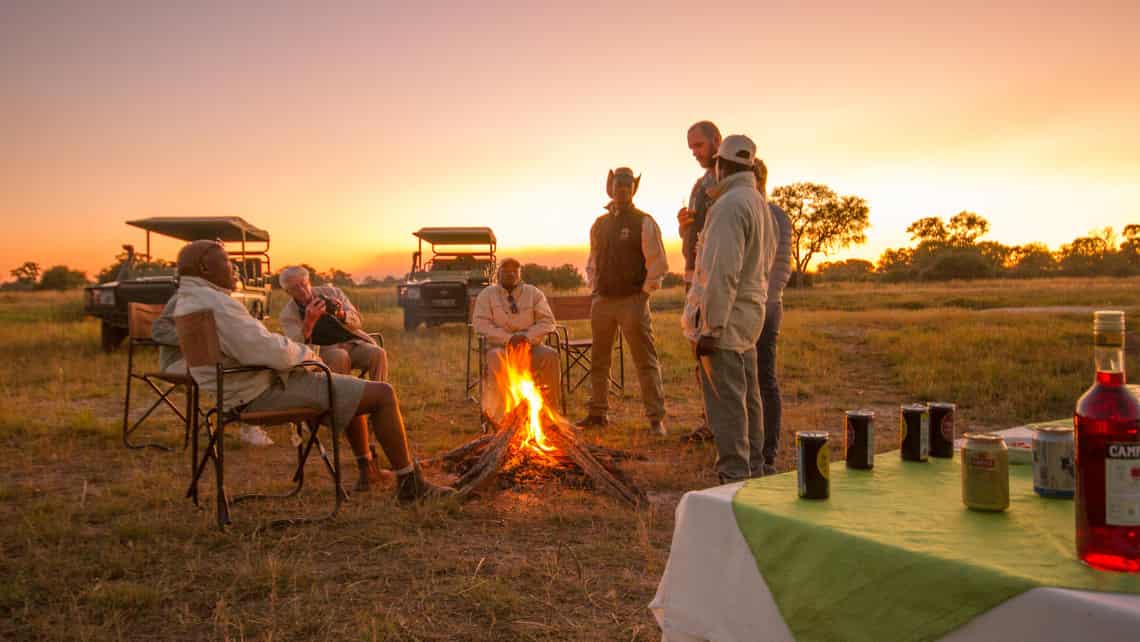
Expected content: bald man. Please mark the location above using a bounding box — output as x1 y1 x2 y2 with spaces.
172 240 452 502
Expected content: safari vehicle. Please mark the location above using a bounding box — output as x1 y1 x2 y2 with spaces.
85 216 272 351
396 227 496 331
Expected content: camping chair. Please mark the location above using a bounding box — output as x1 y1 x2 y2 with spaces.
547 295 624 400
122 302 197 451
174 309 347 530
465 325 565 429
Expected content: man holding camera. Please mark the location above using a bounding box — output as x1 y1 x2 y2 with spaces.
278 265 388 382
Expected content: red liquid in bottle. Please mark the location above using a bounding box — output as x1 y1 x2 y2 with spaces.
1075 370 1140 572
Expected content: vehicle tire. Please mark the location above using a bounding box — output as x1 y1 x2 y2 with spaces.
403 310 420 332
100 321 128 352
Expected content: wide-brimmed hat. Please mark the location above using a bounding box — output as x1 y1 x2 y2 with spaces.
606 167 641 198
715 135 757 168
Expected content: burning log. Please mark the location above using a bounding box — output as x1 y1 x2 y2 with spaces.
437 343 647 507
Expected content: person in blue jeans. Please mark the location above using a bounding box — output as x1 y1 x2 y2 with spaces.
754 159 792 475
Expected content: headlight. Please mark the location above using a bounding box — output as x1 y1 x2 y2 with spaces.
96 290 116 306
403 287 420 300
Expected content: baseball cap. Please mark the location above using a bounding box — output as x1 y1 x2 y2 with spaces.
715 135 757 167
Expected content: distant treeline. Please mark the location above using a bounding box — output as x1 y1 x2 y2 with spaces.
814 214 1140 283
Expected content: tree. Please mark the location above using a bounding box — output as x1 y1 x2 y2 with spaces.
95 250 175 283
10 261 41 287
38 265 88 290
817 259 875 282
876 247 915 282
1057 236 1110 276
906 217 948 246
1121 224 1140 267
324 269 355 288
1008 243 1057 278
946 211 990 246
770 182 870 278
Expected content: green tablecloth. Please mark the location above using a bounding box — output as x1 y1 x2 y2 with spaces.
733 452 1140 642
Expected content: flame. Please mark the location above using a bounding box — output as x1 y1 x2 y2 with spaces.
497 342 557 454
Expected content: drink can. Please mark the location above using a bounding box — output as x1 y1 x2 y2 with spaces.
927 402 957 458
1033 426 1075 498
845 410 875 470
796 431 830 500
961 432 1009 511
899 403 929 462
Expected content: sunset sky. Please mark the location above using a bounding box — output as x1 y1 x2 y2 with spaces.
4 1 1138 280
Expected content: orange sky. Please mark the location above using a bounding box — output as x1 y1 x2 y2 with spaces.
3 2 1138 280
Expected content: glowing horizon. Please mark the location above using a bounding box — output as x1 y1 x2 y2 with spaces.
3 2 1138 281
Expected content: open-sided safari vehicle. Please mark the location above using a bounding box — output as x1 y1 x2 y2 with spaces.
396 227 496 331
85 216 272 351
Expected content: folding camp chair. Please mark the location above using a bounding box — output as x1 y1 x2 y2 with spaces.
174 309 347 530
546 295 624 400
122 302 197 451
465 324 567 427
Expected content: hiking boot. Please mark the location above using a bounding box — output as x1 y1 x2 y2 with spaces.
575 414 608 429
395 464 456 504
650 420 667 436
680 426 714 443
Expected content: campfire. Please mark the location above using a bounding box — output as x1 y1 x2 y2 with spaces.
436 343 646 507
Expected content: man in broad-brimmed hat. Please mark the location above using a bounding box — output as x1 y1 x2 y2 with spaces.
682 136 778 482
578 167 669 435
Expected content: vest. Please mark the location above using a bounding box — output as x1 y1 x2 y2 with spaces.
594 207 647 297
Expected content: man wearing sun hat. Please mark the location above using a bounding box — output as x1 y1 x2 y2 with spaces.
578 167 669 435
682 136 778 482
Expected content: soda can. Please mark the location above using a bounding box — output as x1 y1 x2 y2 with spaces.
797 431 830 499
1033 426 1075 498
927 402 956 458
899 403 929 462
845 410 875 470
961 432 1009 512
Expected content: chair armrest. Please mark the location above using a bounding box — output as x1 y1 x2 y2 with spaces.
553 324 571 347
365 331 384 348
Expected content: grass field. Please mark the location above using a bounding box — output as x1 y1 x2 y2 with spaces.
3 277 1139 640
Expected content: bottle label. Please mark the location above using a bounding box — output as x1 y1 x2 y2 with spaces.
1105 442 1140 526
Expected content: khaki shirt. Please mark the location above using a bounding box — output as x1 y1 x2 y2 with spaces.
472 283 557 347
279 285 364 344
174 276 317 409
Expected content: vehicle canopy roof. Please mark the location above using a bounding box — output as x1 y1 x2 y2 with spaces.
413 227 496 247
126 216 270 243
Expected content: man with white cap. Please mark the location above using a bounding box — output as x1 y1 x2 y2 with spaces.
682 135 778 482
578 167 669 435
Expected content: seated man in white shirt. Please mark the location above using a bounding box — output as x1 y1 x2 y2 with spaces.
277 265 387 382
172 240 452 502
472 258 560 425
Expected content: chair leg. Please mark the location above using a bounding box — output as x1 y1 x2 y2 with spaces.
124 376 182 451
214 417 230 530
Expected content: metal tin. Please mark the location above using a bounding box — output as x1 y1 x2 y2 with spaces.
845 410 875 470
927 402 957 458
797 431 830 499
961 432 1010 511
899 403 929 462
1033 426 1075 498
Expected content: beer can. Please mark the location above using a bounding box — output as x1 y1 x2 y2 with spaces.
797 431 830 500
899 403 929 462
845 410 875 470
927 402 957 459
1033 426 1075 498
961 432 1009 511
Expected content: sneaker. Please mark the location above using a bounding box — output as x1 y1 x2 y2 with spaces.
239 424 274 446
680 426 714 443
575 414 608 429
395 463 456 504
650 420 667 436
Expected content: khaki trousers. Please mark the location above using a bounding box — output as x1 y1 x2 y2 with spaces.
588 292 665 422
482 344 561 425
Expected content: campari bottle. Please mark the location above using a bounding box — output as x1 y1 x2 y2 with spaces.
1075 310 1140 572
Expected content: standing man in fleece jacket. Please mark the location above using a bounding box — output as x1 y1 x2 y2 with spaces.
682 136 778 482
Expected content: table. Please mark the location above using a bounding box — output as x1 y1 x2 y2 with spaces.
651 434 1140 641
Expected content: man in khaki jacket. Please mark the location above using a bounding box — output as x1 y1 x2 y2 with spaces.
278 266 387 382
472 258 560 424
682 135 778 482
